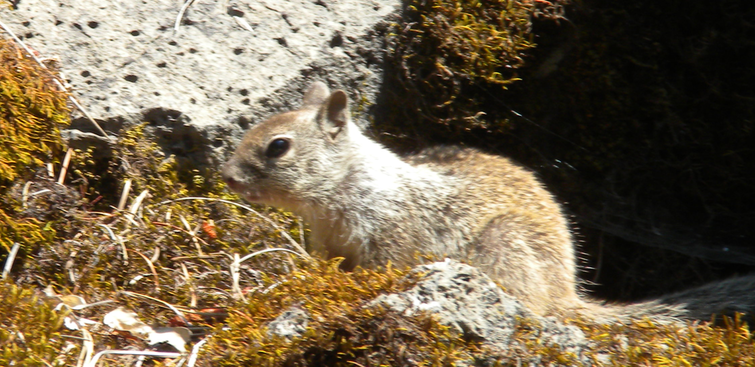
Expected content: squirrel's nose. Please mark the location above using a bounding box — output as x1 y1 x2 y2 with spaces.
220 163 238 189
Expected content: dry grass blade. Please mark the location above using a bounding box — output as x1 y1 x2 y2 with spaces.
1 242 20 280
186 337 210 367
78 329 94 367
156 197 312 259
179 261 198 307
126 189 150 226
57 147 73 185
129 189 150 215
127 249 160 291
118 179 132 211
21 181 31 208
238 248 305 263
69 299 116 311
231 253 243 300
179 214 203 256
46 162 55 178
120 291 190 326
97 224 128 262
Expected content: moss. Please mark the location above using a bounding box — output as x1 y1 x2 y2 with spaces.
8 120 302 295
0 36 69 256
70 122 224 210
0 37 69 187
2 111 308 365
0 281 75 367
510 317 582 366
380 0 569 142
200 260 479 366
576 315 755 366
0 210 56 258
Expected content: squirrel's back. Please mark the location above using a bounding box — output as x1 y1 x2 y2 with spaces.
404 146 582 316
221 82 755 323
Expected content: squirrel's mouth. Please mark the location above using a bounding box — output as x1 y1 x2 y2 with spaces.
224 177 264 203
243 192 263 203
237 187 265 203
224 177 244 192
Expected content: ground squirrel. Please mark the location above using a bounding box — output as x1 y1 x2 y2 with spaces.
221 82 755 322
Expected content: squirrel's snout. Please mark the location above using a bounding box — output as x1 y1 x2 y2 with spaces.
221 163 265 202
220 163 240 191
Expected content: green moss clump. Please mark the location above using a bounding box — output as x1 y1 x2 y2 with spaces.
4 114 307 364
0 37 70 254
71 122 219 209
201 260 480 366
577 315 755 366
0 210 56 256
0 37 69 187
403 0 535 86
0 282 75 367
382 0 568 139
12 120 301 298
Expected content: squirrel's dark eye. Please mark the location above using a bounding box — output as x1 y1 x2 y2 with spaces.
265 138 290 158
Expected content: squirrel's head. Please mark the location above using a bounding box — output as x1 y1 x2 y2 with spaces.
221 82 353 209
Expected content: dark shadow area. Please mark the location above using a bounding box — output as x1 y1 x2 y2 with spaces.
375 0 755 302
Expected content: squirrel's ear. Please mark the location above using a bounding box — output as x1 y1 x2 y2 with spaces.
302 82 330 107
319 90 349 140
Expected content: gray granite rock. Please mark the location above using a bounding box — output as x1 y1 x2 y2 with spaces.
3 0 399 164
371 259 592 366
267 306 310 340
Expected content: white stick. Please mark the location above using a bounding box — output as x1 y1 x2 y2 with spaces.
1 242 20 280
118 179 132 211
57 148 73 185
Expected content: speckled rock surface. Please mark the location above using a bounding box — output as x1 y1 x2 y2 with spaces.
371 259 592 366
2 0 399 163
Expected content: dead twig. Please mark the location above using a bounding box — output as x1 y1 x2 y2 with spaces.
117 179 132 211
97 224 128 263
186 337 210 367
155 197 311 259
57 148 73 185
1 242 20 280
125 189 150 228
120 291 190 327
180 262 198 308
179 214 203 256
127 249 160 291
151 221 212 249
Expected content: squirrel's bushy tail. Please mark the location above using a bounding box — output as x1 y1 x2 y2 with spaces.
578 275 755 324
652 275 755 321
